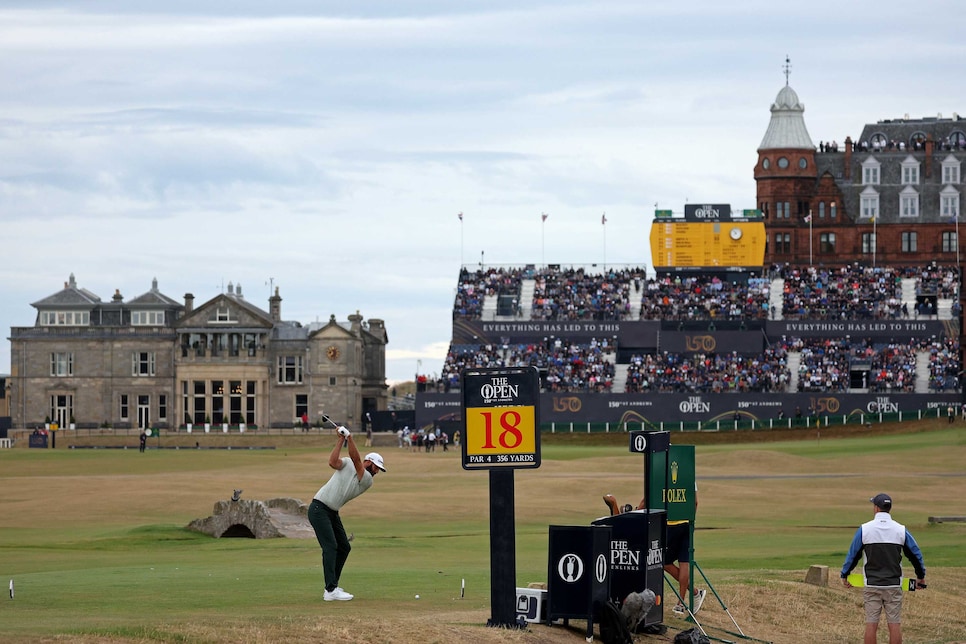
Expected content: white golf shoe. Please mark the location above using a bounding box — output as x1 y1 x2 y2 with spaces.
323 587 354 601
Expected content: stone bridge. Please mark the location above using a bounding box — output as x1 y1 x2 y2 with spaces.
188 497 315 539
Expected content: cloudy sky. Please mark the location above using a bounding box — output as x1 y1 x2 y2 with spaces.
4 1 966 383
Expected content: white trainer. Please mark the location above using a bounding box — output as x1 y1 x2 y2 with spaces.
323 587 354 601
692 588 706 614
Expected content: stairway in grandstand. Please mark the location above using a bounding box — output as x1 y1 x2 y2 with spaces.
518 278 536 318
900 277 917 315
769 277 784 319
611 363 630 392
915 350 931 393
785 349 801 391
481 293 498 320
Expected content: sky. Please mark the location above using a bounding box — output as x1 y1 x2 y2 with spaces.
4 1 966 383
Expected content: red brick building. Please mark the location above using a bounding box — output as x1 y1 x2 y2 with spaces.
756 82 965 267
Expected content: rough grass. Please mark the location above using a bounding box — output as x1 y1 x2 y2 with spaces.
1 420 965 643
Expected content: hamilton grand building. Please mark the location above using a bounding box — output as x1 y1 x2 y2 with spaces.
8 275 388 430
757 82 965 266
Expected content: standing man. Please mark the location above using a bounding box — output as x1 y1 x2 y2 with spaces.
640 487 705 616
139 430 147 453
308 426 386 601
841 493 926 644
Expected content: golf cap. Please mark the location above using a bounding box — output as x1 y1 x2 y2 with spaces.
870 493 892 510
365 452 386 472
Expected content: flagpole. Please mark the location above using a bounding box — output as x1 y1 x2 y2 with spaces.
541 213 548 267
458 212 464 267
602 212 607 270
808 209 813 266
873 214 877 268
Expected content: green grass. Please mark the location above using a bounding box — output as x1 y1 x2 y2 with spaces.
1 424 964 642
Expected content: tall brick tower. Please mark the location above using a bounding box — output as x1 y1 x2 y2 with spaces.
755 58 817 265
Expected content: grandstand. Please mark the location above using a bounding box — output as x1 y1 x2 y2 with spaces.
416 263 962 429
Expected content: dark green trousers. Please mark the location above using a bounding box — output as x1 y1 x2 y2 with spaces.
308 500 351 591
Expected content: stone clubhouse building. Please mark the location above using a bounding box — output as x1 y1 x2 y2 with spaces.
7 275 389 431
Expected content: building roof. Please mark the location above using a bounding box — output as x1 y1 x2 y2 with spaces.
758 84 815 151
127 277 184 308
31 273 101 308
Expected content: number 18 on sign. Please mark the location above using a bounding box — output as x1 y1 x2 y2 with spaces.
461 367 541 470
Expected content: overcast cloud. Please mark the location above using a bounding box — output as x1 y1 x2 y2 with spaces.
3 1 966 382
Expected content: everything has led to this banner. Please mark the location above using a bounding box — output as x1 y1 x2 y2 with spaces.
461 366 541 470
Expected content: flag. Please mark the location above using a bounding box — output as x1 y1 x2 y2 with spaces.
804 213 812 223
541 212 548 222
601 213 607 225
458 212 463 221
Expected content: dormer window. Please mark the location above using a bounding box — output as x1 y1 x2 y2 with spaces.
862 158 880 185
899 186 919 217
941 185 960 218
214 307 236 323
860 187 879 219
942 155 961 184
900 156 920 185
131 310 165 326
40 311 90 326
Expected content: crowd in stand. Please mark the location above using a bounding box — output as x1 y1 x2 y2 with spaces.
439 263 963 394
436 338 616 393
624 346 789 393
531 267 645 321
779 264 903 320
453 267 529 319
638 275 770 320
925 336 961 392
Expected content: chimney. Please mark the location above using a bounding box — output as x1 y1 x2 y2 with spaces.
113 289 123 302
269 287 282 321
184 293 194 314
349 310 363 335
368 318 387 342
227 281 234 295
236 283 243 298
925 135 934 179
843 136 853 181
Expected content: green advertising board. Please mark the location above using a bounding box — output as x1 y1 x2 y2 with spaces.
665 445 696 523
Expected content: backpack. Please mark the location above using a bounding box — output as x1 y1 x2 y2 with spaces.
674 626 711 644
598 599 634 644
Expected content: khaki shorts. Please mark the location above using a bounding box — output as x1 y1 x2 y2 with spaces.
864 587 903 624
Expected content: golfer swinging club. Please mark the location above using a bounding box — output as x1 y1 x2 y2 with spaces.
308 424 386 601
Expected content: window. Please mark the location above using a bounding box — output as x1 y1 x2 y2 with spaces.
246 381 256 425
861 233 877 255
295 394 308 422
277 355 303 384
830 202 837 219
772 233 791 254
899 188 919 217
942 156 961 184
40 311 89 326
901 232 918 253
214 307 235 323
132 352 156 376
131 311 165 326
819 232 836 254
900 157 920 185
870 133 888 150
120 394 129 421
951 131 966 149
862 158 880 185
942 231 958 253
910 131 927 150
940 187 960 218
860 190 879 219
159 395 168 422
778 157 789 169
818 202 826 219
50 352 73 376
798 157 807 169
